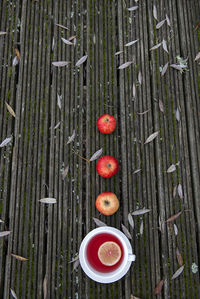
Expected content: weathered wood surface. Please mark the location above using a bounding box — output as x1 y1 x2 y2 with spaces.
0 0 200 298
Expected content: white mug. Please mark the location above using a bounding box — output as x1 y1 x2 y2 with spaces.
79 226 136 283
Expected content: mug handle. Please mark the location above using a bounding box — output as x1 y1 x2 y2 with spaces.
128 254 136 261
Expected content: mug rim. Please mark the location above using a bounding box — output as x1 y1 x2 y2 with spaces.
79 226 134 283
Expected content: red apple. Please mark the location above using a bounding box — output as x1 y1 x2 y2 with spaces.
97 114 116 134
96 192 119 216
96 155 119 178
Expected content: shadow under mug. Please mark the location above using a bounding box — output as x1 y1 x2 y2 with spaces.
79 226 136 283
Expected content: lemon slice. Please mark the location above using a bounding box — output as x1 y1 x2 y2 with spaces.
98 241 121 266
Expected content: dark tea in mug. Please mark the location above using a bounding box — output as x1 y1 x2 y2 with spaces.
86 233 124 273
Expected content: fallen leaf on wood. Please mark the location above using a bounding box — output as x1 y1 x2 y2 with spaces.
150 42 162 51
62 166 69 180
93 218 107 227
133 168 141 174
194 52 200 61
76 55 88 66
132 83 136 98
67 130 75 144
154 279 164 295
128 6 138 11
55 23 69 30
132 209 150 216
130 295 141 299
167 164 176 173
176 108 180 121
166 211 182 223
153 5 158 21
69 255 79 263
0 137 12 147
89 148 103 161
138 71 142 85
10 289 18 299
171 265 184 280
162 39 169 53
128 213 134 229
11 254 28 261
118 61 133 69
156 19 166 29
177 184 183 199
174 224 178 236
140 220 144 235
61 37 73 45
39 198 57 204
54 122 60 129
52 61 70 67
0 31 7 35
161 62 169 76
170 64 184 73
0 219 4 223
121 224 132 239
176 248 184 266
12 56 19 66
5 102 16 118
68 35 76 41
0 231 11 238
173 185 177 198
73 258 80 271
57 94 61 109
43 275 47 299
166 14 171 26
115 50 123 56
159 100 164 113
125 39 139 47
137 109 150 115
144 131 159 144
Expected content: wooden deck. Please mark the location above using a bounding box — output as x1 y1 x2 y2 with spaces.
0 0 200 298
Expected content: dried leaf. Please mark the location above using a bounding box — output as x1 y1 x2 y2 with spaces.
73 258 80 271
121 224 132 239
174 224 178 236
132 83 136 98
125 39 139 47
154 280 164 295
128 6 138 11
162 39 169 53
5 102 16 118
115 50 123 56
170 64 184 72
171 265 184 280
43 275 47 299
153 5 158 21
62 166 69 180
140 220 144 235
10 289 18 299
159 100 164 113
167 164 176 173
54 122 61 129
137 109 150 115
161 62 169 76
67 130 75 144
11 254 28 261
133 168 141 174
138 71 142 85
156 19 166 29
57 94 61 109
0 231 11 238
176 248 184 266
0 31 7 35
130 295 141 299
55 23 69 30
166 211 182 223
144 131 159 144
128 213 134 229
118 61 133 69
194 52 200 61
0 219 4 223
0 137 12 147
12 56 19 66
69 255 79 263
39 198 57 204
191 263 198 273
76 55 88 66
93 218 107 227
173 185 177 198
132 209 150 216
176 108 180 122
14 48 20 60
150 42 162 51
89 148 103 162
52 61 70 67
61 37 73 45
166 14 171 26
68 35 76 41
177 184 183 199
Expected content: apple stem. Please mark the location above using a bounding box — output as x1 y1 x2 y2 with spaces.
72 149 90 163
